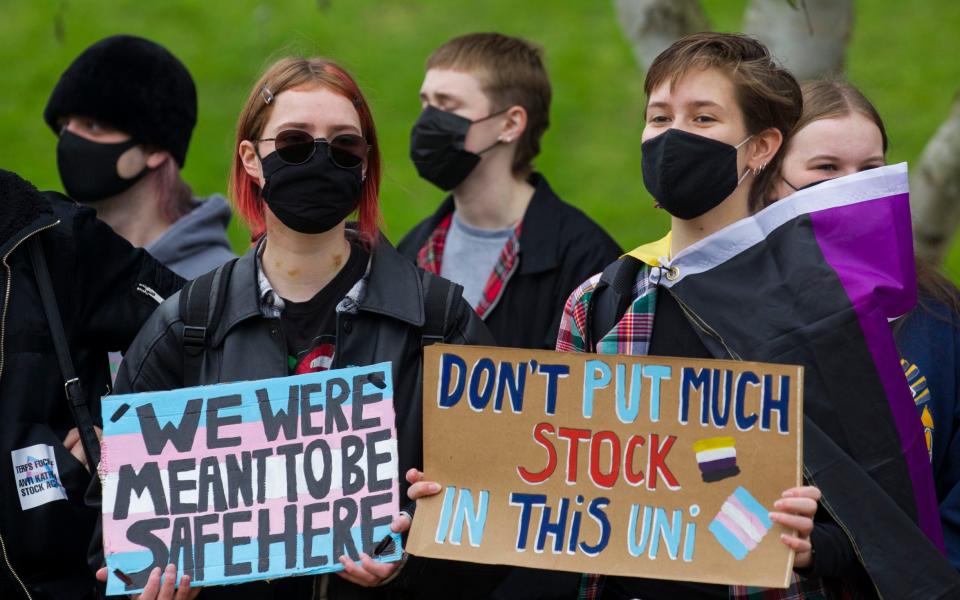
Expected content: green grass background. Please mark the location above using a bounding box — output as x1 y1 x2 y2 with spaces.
3 1 959 277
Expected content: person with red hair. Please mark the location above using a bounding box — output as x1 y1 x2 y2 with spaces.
105 56 492 599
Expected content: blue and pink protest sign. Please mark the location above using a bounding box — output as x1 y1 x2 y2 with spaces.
99 363 402 595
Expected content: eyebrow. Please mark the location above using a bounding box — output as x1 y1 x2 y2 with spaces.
273 121 313 133
646 100 724 110
328 123 362 136
273 121 361 137
431 91 461 106
807 154 839 163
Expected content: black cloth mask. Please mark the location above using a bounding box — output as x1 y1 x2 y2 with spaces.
641 128 751 220
784 177 831 192
409 105 503 191
260 142 362 234
56 130 148 202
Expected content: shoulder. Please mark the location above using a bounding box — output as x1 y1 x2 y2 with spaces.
564 257 654 318
527 177 622 257
45 191 88 230
396 197 455 258
568 271 604 308
396 218 432 258
114 291 185 392
900 296 960 337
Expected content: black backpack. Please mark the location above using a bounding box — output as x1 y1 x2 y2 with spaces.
584 255 644 352
177 259 461 386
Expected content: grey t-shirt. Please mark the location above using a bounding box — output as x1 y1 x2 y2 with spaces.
440 212 514 308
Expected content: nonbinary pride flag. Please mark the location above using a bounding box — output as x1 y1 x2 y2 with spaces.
654 164 959 597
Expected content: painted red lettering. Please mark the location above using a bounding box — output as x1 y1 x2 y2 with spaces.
517 422 557 484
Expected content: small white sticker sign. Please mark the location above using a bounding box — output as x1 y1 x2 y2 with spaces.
11 443 68 510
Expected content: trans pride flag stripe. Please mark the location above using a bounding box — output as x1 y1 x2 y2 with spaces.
709 486 772 560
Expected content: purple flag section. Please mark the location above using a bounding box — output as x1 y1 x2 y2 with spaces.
809 192 942 549
659 163 942 550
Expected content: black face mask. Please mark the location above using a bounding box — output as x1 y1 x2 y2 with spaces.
260 142 362 235
641 128 751 220
409 105 503 191
56 130 148 203
784 177 831 192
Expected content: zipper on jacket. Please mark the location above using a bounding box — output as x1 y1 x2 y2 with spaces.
802 466 883 599
136 282 165 305
662 285 742 360
0 221 55 600
0 530 31 600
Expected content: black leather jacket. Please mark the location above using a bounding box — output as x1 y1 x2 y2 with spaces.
114 234 493 599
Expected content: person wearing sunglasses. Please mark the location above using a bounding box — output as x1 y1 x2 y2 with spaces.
399 33 622 352
106 56 493 599
44 35 235 280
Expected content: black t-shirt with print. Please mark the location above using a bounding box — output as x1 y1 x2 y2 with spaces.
280 240 368 374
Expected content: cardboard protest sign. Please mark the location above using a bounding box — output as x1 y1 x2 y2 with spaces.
99 363 403 595
407 345 803 588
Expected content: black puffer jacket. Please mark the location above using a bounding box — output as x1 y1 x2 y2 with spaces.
0 170 182 600
113 234 494 599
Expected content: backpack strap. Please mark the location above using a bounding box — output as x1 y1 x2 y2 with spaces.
420 271 461 347
178 259 237 386
585 255 643 352
28 235 102 469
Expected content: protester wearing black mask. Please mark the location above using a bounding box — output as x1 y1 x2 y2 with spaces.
400 33 621 360
398 33 622 600
44 35 235 280
97 56 492 600
553 33 959 600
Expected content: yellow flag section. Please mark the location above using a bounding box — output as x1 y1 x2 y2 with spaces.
407 345 804 588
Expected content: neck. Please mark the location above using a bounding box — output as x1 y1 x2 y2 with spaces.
262 220 352 302
452 166 535 229
669 183 752 257
90 174 173 248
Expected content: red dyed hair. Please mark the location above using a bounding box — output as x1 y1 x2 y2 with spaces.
229 57 382 243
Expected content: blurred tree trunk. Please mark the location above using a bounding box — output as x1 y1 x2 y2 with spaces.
911 94 960 264
613 0 708 72
742 0 853 79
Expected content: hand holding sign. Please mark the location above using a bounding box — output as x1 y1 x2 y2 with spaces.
769 486 821 568
96 564 198 600
100 364 404 595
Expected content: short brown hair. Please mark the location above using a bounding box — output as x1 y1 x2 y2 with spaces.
426 33 551 175
645 32 803 212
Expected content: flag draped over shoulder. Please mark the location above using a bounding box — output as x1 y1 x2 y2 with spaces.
653 163 959 597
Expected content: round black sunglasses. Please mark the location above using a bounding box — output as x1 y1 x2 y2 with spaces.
256 129 369 169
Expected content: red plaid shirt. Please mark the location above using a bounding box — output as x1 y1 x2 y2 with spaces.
416 212 522 319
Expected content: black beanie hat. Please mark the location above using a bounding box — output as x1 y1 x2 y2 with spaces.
43 35 197 167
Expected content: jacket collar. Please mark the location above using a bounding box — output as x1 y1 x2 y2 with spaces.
360 233 426 326
421 172 566 275
624 232 672 267
212 228 425 345
516 173 566 274
0 171 57 258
